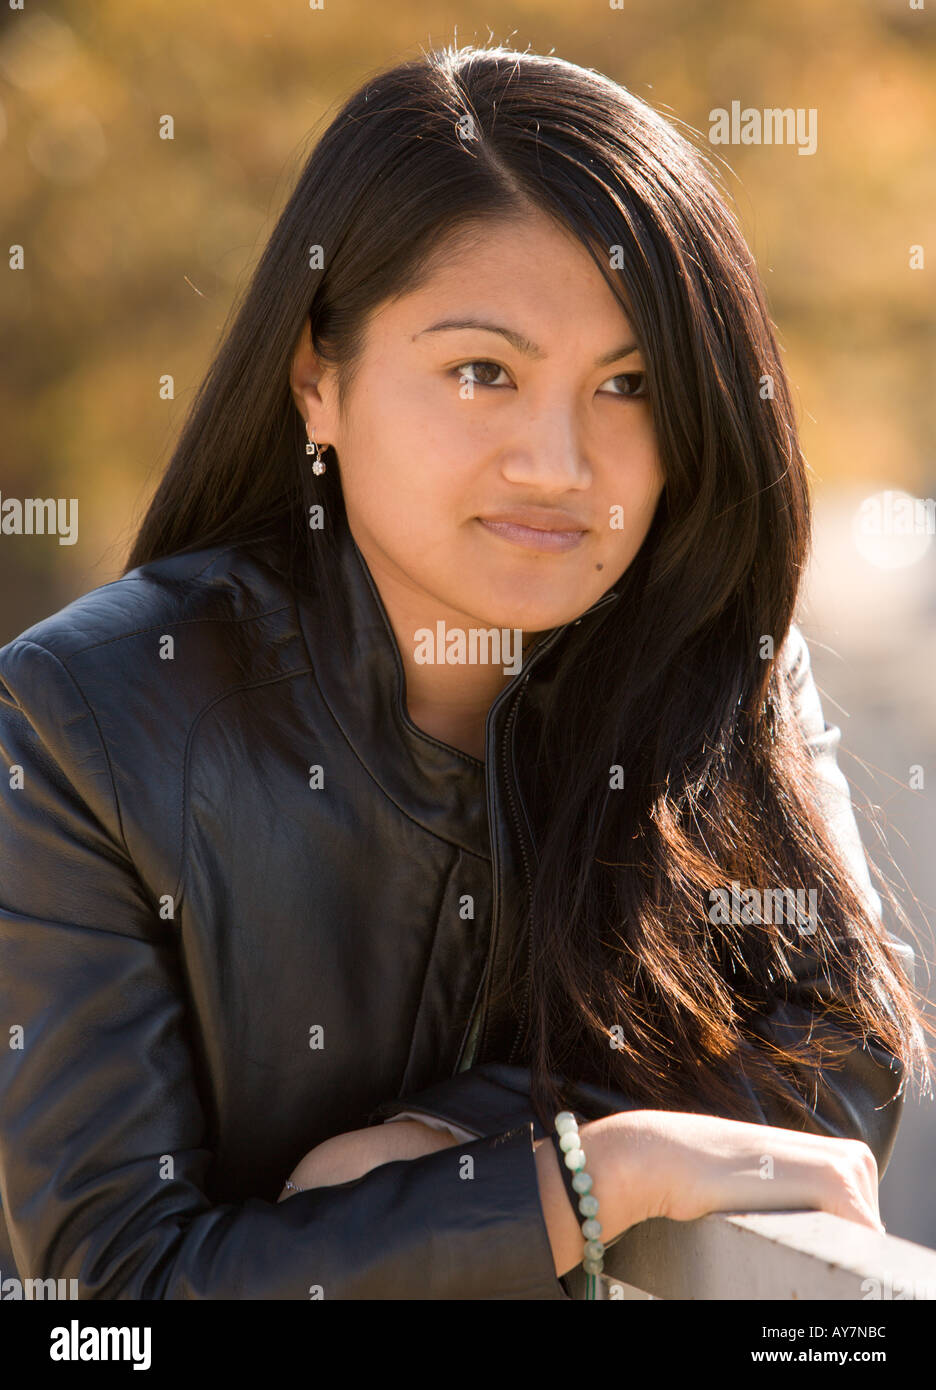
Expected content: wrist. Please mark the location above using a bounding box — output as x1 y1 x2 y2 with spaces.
580 1111 654 1237
533 1112 647 1264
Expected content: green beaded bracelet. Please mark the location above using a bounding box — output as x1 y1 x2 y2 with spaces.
554 1109 604 1299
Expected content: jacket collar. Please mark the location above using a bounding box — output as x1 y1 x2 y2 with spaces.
295 511 620 859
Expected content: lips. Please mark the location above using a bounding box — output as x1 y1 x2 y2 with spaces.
476 515 587 553
477 508 587 532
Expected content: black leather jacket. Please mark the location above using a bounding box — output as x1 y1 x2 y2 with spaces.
0 513 913 1299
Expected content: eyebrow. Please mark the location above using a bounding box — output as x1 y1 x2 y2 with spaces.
413 317 641 368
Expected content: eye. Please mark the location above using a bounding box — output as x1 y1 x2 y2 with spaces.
451 360 510 388
448 361 649 398
600 372 648 399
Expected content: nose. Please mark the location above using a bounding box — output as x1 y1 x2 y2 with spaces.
498 409 592 492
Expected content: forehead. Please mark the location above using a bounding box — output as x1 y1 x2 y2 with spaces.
416 209 600 288
370 213 635 344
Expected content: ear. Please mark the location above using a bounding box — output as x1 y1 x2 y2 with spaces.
289 318 318 416
288 319 340 450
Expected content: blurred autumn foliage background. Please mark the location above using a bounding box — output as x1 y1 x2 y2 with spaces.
2 1 936 1241
1 0 933 620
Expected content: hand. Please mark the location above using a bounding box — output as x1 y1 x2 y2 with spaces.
607 1109 885 1233
277 1119 461 1200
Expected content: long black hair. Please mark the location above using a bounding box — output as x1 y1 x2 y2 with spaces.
126 43 933 1135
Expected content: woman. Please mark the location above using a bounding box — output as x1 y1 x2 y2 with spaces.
0 44 929 1300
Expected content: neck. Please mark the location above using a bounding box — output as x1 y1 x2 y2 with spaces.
353 540 546 762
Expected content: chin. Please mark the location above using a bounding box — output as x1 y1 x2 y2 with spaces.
441 561 599 632
469 596 591 634
505 583 597 627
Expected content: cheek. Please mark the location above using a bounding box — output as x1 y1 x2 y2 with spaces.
608 432 664 514
338 407 448 531
602 443 664 555
340 446 463 568
354 381 468 497
642 455 666 513
630 412 665 506
630 413 665 489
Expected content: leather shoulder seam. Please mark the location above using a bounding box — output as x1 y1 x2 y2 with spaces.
66 603 295 659
4 637 133 863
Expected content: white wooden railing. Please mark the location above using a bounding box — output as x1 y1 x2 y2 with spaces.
560 1211 936 1300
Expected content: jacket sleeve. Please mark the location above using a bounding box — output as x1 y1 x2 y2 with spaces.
0 636 565 1300
376 626 913 1179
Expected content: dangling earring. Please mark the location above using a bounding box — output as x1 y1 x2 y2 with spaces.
305 427 327 475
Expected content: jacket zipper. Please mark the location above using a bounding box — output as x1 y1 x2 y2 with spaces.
469 628 564 1069
505 680 535 1065
452 587 620 1074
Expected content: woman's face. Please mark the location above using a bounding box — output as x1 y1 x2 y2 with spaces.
293 209 665 637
